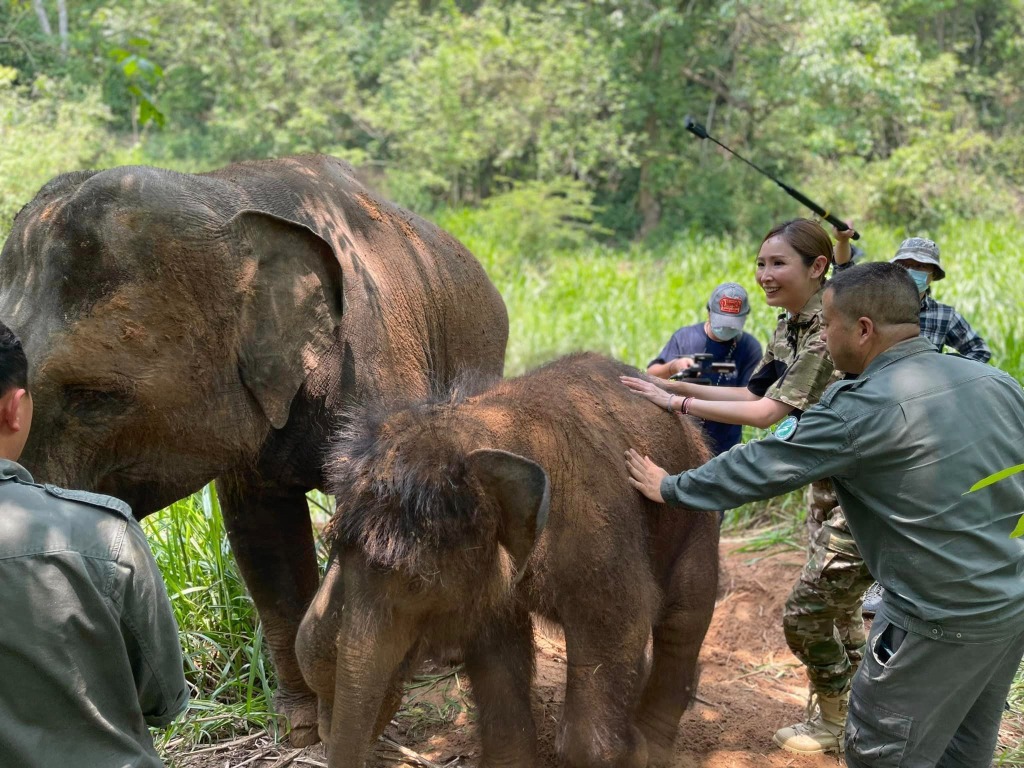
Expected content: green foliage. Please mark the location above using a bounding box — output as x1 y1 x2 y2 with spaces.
966 463 1024 496
142 488 280 747
860 130 1020 229
2 0 1022 758
108 37 165 130
0 69 110 237
360 2 634 207
142 486 333 752
964 463 1024 540
1 0 1022 235
435 178 611 261
435 211 1024 386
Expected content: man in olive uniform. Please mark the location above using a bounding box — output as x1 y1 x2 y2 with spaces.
0 321 189 767
626 263 1024 767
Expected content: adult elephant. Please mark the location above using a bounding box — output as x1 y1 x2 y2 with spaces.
0 154 508 746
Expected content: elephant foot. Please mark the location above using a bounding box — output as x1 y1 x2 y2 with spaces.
637 717 678 768
276 690 321 747
644 740 673 768
289 721 321 748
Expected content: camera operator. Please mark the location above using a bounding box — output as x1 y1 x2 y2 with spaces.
647 282 762 455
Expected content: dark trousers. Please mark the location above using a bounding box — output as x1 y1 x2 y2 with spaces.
845 608 1024 767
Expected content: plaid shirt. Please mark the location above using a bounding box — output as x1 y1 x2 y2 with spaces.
919 293 991 363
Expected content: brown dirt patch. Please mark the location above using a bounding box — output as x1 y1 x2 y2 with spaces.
355 192 384 222
168 540 1022 768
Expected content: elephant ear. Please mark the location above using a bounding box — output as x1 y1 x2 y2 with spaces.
230 210 345 429
467 449 550 572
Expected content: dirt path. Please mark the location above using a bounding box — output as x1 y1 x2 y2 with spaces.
171 540 1022 768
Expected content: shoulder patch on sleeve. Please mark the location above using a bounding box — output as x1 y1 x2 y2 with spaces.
773 415 799 441
43 485 134 520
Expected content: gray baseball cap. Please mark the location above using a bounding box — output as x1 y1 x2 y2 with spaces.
707 282 750 330
891 237 945 281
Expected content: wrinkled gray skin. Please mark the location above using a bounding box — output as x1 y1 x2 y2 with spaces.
298 354 719 768
0 155 508 746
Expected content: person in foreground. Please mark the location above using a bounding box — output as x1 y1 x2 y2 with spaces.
0 321 189 767
625 263 1024 767
842 236 992 617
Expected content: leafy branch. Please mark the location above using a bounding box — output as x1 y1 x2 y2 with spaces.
964 463 1024 538
109 37 165 139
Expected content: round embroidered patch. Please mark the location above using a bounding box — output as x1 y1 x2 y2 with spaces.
774 415 799 441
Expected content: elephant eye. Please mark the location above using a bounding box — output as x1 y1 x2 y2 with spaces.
63 383 134 418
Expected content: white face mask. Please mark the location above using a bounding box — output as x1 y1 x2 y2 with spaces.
711 325 741 341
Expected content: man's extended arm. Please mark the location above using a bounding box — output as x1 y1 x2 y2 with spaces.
658 402 859 511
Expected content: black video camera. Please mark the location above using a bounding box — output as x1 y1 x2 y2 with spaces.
669 353 737 385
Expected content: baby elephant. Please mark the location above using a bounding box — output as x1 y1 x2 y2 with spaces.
297 353 719 768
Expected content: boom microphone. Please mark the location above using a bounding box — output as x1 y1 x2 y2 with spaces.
683 116 859 240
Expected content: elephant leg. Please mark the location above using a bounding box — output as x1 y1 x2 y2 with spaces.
559 618 651 768
217 475 321 746
637 536 719 767
463 609 537 768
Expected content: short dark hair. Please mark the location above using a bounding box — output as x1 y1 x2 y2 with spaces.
826 262 920 327
761 218 834 284
0 322 28 395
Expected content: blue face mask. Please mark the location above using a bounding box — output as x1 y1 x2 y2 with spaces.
907 268 931 293
711 325 741 341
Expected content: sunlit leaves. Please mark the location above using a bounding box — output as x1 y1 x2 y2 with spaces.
963 462 1024 539
109 38 165 129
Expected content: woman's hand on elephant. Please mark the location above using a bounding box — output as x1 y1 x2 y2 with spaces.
624 449 667 503
620 375 673 410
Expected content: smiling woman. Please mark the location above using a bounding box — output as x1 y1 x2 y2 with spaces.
620 218 838 430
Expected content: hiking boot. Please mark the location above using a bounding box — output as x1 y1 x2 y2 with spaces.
773 691 847 755
862 582 885 618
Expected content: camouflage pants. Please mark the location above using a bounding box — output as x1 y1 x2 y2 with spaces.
782 479 874 697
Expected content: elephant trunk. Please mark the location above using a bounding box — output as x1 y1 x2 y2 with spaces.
325 606 418 768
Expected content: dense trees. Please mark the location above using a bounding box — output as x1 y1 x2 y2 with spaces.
0 0 1020 239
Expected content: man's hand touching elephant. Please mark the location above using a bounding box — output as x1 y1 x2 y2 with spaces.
620 375 675 411
625 449 667 503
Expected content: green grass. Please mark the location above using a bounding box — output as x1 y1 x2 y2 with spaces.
393 667 473 742
142 488 280 756
147 216 1023 763
437 214 1024 382
143 489 334 762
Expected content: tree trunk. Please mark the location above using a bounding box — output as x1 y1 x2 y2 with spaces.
56 0 68 55
32 0 52 37
636 33 663 241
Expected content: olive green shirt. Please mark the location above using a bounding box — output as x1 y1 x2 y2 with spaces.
662 338 1024 641
0 460 188 767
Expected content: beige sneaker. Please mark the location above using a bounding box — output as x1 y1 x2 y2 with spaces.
773 691 847 755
